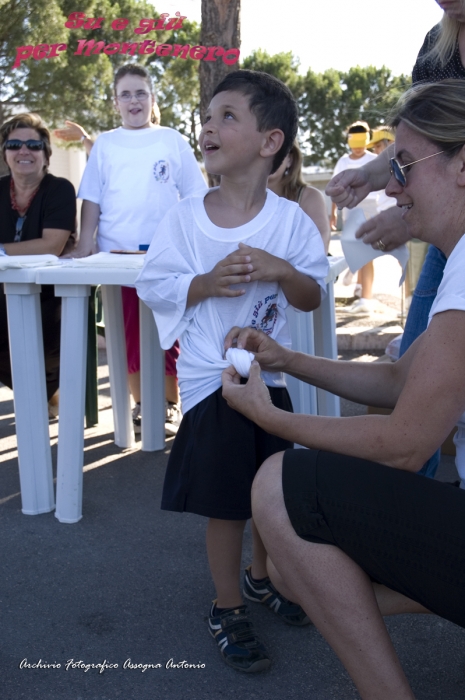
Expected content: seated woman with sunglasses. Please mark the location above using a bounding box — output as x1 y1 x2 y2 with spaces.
222 80 465 700
0 112 76 401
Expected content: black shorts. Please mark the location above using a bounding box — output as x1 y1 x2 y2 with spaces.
282 448 465 629
161 386 293 520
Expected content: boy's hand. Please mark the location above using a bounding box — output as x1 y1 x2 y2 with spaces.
238 243 320 313
187 250 254 306
224 326 292 373
237 242 291 284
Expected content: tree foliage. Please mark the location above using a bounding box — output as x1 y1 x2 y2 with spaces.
0 0 202 150
0 4 411 166
301 65 410 166
242 49 303 97
240 49 410 167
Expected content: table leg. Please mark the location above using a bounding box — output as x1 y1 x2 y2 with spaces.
54 284 90 523
4 282 54 515
101 286 135 449
313 281 341 417
139 300 165 451
285 307 318 415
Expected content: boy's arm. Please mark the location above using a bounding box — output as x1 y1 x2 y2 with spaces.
237 242 321 312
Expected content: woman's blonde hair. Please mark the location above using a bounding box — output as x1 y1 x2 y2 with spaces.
389 79 465 155
423 5 465 67
280 142 307 202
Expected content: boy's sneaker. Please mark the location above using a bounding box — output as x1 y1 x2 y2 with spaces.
243 565 311 626
208 601 271 673
165 401 182 437
132 402 141 434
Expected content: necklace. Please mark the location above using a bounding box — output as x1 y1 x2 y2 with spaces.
9 177 40 242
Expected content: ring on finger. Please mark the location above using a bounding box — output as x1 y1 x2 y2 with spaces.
377 239 386 252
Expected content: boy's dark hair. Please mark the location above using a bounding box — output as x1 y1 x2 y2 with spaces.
212 70 298 173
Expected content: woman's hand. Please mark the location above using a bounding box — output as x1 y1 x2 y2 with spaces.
224 326 292 373
61 239 98 259
355 207 411 252
53 120 88 143
222 361 275 425
326 168 373 210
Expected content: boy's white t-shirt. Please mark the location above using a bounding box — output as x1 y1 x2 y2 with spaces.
136 189 329 414
78 125 207 251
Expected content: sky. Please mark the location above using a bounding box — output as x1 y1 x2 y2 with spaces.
159 0 444 76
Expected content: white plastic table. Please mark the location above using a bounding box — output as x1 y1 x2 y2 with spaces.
286 255 348 417
1 262 164 523
1 255 346 523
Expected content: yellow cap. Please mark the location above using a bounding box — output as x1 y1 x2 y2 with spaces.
367 129 394 149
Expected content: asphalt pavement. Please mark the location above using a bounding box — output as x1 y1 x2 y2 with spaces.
1 343 464 700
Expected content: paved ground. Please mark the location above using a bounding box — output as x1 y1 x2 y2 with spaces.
1 342 464 700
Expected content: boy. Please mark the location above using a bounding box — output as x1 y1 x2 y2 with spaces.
136 70 328 672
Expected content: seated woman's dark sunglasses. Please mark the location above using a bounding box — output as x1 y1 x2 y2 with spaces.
4 139 45 151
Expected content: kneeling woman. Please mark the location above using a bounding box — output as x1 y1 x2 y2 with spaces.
0 113 76 399
222 79 465 700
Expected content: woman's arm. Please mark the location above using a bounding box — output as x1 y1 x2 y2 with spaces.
2 228 70 256
326 146 393 209
223 311 465 471
224 326 408 407
53 120 94 157
299 186 331 253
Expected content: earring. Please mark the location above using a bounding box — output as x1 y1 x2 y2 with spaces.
284 168 289 176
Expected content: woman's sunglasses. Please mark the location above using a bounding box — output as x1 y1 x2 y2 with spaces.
3 139 45 151
389 150 445 187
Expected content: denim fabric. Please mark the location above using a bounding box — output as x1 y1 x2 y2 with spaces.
399 245 447 478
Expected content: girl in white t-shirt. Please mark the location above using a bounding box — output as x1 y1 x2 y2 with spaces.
330 121 378 314
75 64 207 434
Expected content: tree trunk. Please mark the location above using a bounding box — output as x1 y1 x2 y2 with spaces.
199 0 241 126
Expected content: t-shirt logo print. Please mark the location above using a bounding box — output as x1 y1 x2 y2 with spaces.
153 160 170 182
250 294 279 335
259 303 278 334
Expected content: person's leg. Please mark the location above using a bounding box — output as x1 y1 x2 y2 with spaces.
359 260 374 300
250 519 268 580
165 341 180 405
40 286 61 400
206 518 247 608
253 454 416 700
127 370 141 403
165 374 179 404
399 245 447 478
121 286 141 402
206 516 271 673
267 559 429 617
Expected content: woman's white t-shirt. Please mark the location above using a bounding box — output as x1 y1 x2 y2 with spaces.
428 233 465 488
78 125 207 251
